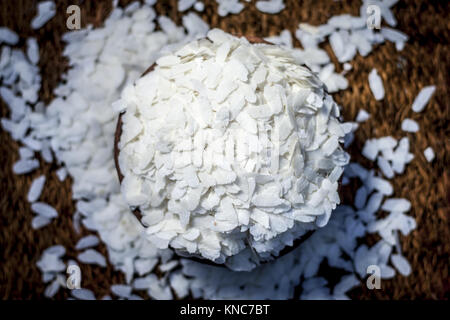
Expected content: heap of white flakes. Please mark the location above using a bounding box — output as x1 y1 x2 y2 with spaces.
31 1 57 30
117 29 350 270
0 0 427 299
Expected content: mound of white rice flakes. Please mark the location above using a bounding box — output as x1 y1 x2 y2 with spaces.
0 0 421 299
117 29 350 270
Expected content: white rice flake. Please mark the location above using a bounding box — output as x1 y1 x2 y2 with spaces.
27 175 46 202
111 284 132 298
194 2 205 12
382 198 411 212
75 235 100 250
380 27 406 42
56 167 68 181
362 139 378 161
423 147 435 162
377 156 394 179
71 288 96 300
119 29 349 270
170 272 190 298
44 277 62 298
354 186 368 209
401 118 419 133
19 147 34 160
368 69 385 101
216 0 244 17
36 246 66 272
391 254 411 276
26 38 40 65
78 249 107 267
31 202 58 218
411 85 436 113
178 0 197 12
44 245 66 257
380 265 396 279
0 27 19 45
13 159 40 175
355 109 370 123
256 0 285 14
32 216 51 229
0 0 417 301
333 274 360 296
135 258 158 276
31 1 57 29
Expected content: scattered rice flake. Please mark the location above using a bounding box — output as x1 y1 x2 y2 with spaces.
75 235 100 250
26 38 40 65
401 118 419 133
31 1 57 30
333 274 360 295
354 186 368 209
32 216 51 229
27 175 46 202
368 69 385 101
423 147 435 162
216 0 244 17
377 156 394 179
381 27 408 43
56 167 68 181
194 2 205 12
178 0 197 12
390 254 411 276
0 27 19 45
31 202 58 218
411 85 436 113
170 272 190 298
78 249 107 267
256 0 285 14
355 109 370 122
159 260 179 272
71 288 96 300
111 284 132 298
381 198 411 212
44 278 61 298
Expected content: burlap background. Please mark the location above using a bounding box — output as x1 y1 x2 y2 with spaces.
0 0 448 299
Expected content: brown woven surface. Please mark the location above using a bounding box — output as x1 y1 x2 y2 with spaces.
0 0 449 300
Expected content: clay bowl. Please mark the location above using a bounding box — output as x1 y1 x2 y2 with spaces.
114 35 316 268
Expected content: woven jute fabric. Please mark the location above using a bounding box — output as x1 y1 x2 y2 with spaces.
0 0 448 300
